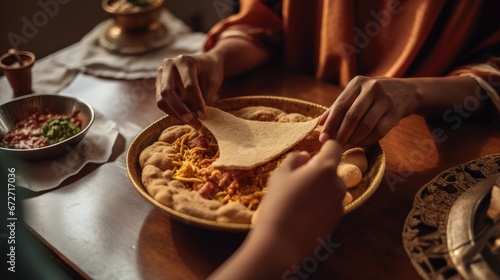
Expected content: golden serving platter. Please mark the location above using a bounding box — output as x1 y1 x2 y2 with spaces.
126 96 386 231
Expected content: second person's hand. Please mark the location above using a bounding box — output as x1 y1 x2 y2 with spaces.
319 76 419 148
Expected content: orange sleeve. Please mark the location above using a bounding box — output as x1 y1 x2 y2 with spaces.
203 0 283 55
448 28 500 125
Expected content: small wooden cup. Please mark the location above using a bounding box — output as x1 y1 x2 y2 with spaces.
0 50 36 97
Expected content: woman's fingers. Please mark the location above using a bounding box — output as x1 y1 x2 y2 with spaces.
310 140 342 168
155 66 170 112
282 151 312 171
156 63 192 123
270 152 311 187
357 113 398 147
320 76 373 146
320 77 364 143
333 84 376 147
176 55 207 120
320 76 412 148
155 55 209 129
344 95 387 147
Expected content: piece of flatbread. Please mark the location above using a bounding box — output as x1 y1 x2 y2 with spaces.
200 107 320 170
487 185 500 223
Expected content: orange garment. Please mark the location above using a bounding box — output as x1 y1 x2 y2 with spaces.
204 0 500 112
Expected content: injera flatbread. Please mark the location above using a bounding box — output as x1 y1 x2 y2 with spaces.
199 107 320 169
487 185 500 222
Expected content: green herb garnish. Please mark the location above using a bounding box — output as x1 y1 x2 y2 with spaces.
41 117 81 144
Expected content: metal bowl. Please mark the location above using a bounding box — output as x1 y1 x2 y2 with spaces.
102 0 165 31
0 94 95 161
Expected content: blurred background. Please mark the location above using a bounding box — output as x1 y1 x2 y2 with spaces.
0 0 239 61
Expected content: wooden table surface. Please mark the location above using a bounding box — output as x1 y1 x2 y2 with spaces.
10 63 500 279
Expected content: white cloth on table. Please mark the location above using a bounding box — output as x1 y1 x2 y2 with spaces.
12 111 119 192
29 8 206 94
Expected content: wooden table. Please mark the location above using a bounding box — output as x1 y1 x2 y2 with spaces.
6 62 500 279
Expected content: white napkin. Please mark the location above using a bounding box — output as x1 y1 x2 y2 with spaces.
31 8 206 93
13 111 119 192
32 56 80 94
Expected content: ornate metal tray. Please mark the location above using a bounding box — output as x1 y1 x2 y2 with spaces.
402 154 500 279
447 174 500 279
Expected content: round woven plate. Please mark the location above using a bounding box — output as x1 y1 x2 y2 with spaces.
126 96 385 231
402 153 500 279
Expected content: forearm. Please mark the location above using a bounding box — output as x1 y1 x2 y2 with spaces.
412 75 489 118
206 37 270 78
208 227 296 280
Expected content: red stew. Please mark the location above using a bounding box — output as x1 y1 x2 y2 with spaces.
2 110 81 149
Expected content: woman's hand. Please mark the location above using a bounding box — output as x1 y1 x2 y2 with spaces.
156 52 224 129
156 38 270 130
319 76 419 148
209 140 346 280
257 140 346 259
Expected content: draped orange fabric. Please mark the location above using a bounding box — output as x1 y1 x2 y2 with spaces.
204 0 500 91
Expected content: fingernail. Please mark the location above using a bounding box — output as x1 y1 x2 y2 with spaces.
182 113 193 123
197 110 206 119
319 132 330 143
299 151 310 157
